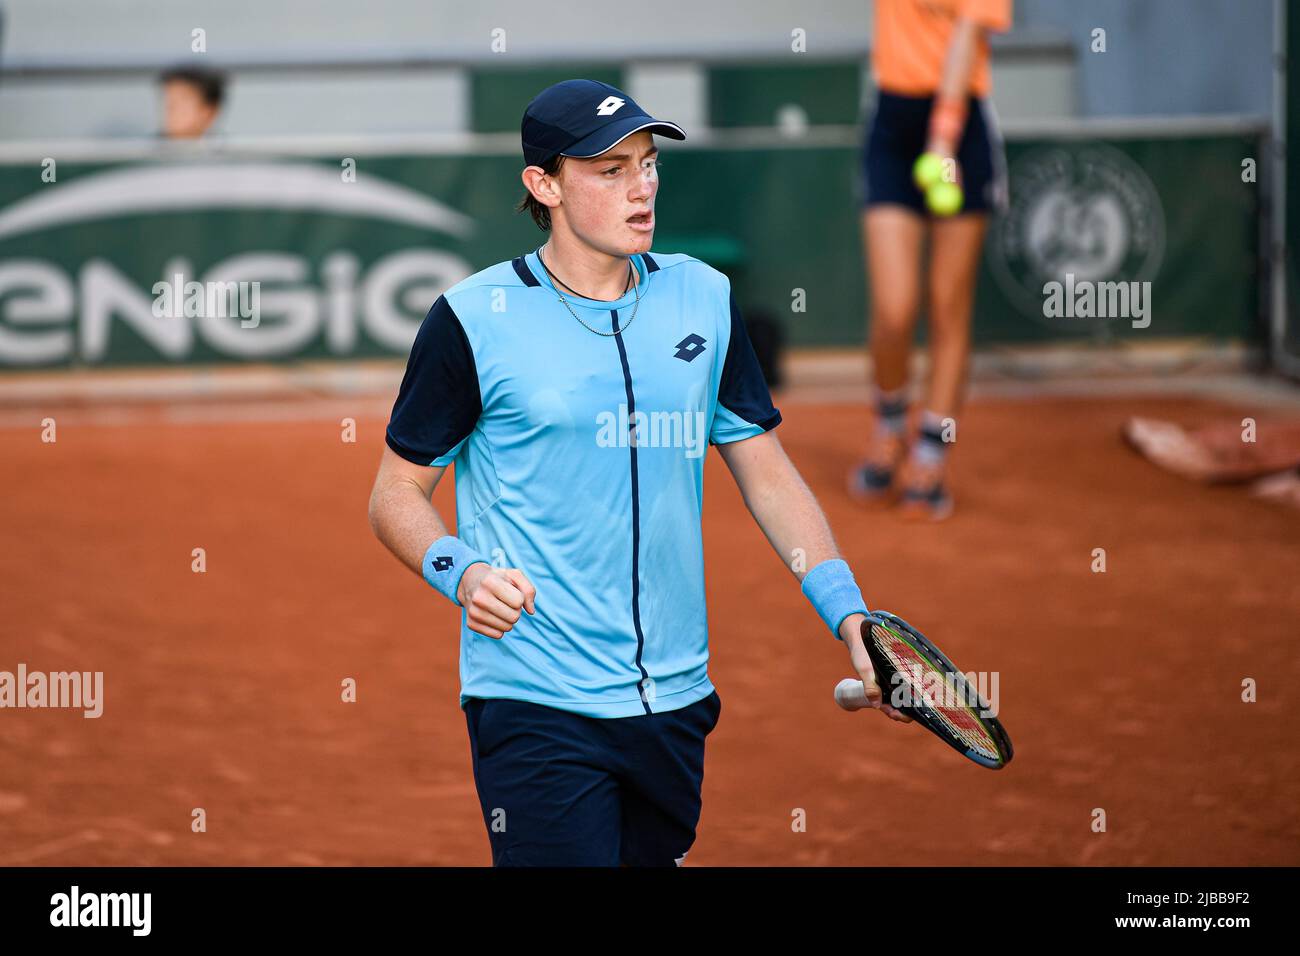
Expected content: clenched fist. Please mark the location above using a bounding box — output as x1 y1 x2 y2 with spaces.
457 564 537 639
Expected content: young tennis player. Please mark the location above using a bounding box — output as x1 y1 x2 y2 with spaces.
368 79 909 867
850 0 1013 520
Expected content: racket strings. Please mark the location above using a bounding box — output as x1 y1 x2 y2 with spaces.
871 623 1000 760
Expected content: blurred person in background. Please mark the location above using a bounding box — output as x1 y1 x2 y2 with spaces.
849 0 1012 520
1123 417 1300 509
159 65 226 140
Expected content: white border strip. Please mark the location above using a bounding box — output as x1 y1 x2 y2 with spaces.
0 115 1270 164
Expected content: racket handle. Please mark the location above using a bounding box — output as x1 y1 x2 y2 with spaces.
834 677 874 711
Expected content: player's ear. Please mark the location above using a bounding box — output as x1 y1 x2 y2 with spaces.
521 165 561 209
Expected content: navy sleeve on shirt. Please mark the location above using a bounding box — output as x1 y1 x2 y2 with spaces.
710 290 782 444
385 295 482 467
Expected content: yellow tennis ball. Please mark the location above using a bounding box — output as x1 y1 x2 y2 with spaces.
926 180 964 217
913 152 946 191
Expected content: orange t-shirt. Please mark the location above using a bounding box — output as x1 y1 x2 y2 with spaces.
873 0 1013 99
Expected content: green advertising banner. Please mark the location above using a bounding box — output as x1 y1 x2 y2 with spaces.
0 127 1263 369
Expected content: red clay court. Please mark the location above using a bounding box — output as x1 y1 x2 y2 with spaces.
1 367 1297 866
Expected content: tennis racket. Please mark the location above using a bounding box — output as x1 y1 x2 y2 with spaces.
835 611 1013 770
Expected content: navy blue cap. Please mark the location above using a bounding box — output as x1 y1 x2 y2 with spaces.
521 79 686 168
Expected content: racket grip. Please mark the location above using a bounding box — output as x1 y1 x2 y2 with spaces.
834 677 874 711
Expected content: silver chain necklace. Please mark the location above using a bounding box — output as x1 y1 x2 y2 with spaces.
538 246 642 337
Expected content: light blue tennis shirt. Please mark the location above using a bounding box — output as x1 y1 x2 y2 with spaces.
385 249 781 718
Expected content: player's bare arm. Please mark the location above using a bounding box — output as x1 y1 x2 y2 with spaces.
367 445 536 639
715 430 911 723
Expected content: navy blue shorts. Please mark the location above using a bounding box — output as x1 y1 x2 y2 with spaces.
463 690 722 867
860 90 1007 215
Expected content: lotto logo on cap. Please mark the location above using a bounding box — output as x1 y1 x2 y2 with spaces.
521 79 686 169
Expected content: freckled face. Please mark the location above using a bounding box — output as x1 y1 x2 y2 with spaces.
555 130 660 257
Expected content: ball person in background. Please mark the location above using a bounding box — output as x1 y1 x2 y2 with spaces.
369 80 909 867
850 0 1012 520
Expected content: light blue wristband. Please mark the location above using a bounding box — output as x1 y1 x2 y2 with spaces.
801 559 869 641
422 536 489 607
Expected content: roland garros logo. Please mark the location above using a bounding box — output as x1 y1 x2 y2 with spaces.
0 163 477 365
988 145 1166 331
